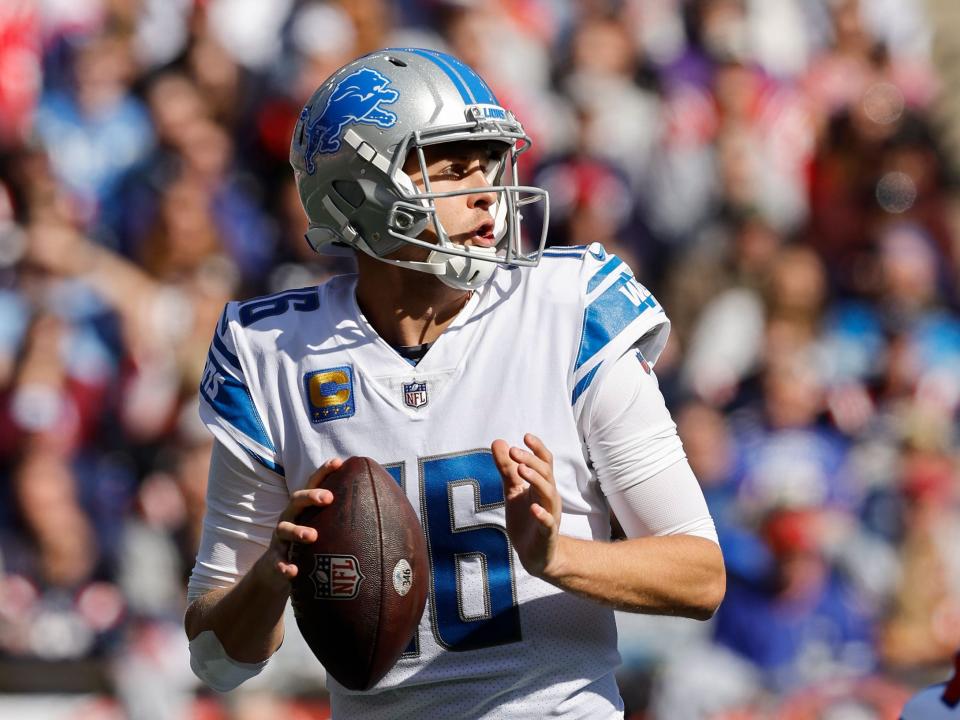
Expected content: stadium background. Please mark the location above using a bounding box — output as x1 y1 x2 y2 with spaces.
1 0 959 717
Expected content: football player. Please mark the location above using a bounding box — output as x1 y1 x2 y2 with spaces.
184 48 725 718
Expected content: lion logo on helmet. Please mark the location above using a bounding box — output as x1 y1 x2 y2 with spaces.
300 67 400 174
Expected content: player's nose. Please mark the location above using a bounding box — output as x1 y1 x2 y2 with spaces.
465 172 496 213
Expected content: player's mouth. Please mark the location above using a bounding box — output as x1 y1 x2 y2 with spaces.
465 221 495 248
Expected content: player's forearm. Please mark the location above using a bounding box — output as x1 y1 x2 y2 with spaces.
541 534 725 619
184 554 289 663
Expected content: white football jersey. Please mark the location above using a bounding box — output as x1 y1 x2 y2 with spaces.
196 243 669 719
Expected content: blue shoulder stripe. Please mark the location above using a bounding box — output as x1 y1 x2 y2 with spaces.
571 363 601 405
201 351 276 453
205 349 238 383
243 446 285 476
586 256 624 293
575 272 658 370
212 330 241 372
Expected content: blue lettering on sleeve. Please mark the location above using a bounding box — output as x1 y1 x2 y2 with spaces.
200 351 281 474
575 271 658 371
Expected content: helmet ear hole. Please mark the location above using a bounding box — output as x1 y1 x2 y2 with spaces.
388 206 431 237
333 180 365 208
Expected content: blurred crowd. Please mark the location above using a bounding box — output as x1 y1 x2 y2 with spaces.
1 0 959 718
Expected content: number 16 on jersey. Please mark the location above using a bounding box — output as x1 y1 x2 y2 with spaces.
385 450 522 654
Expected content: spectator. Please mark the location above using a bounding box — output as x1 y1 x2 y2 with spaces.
33 31 154 236
713 505 876 692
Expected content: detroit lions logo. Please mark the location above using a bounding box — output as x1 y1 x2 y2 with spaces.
301 67 399 174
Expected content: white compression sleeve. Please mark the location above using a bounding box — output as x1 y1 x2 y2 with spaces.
187 439 289 603
606 461 719 541
586 349 718 543
187 440 291 689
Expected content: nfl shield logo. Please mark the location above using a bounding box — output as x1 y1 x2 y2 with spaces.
310 554 365 600
403 381 428 409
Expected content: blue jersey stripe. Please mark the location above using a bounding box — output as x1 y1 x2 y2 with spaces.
243 446 285 476
432 51 498 105
575 273 658 370
586 256 625 293
212 331 241 373
201 352 275 452
543 245 589 256
405 48 473 103
543 246 589 258
571 363 601 405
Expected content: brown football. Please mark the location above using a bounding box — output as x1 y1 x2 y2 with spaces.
288 456 428 691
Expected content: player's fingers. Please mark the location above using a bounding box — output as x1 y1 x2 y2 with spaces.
276 520 318 544
491 439 512 465
530 503 557 534
509 445 553 483
492 440 529 500
290 488 334 506
518 464 558 508
491 439 521 479
524 433 554 466
280 488 333 522
276 561 299 579
305 457 345 489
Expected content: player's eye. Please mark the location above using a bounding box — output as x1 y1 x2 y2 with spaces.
434 162 469 181
447 163 468 176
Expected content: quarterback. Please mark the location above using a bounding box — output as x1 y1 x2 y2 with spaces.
184 48 725 718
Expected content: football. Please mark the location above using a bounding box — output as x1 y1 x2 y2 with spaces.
288 456 428 691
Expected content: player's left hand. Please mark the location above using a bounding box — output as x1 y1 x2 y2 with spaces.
491 433 563 579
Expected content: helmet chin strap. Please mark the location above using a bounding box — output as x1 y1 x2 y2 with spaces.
359 241 501 291
429 245 499 291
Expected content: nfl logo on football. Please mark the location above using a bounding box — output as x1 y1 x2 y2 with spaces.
310 554 365 600
403 381 428 409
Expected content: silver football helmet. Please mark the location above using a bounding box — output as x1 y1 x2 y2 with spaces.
290 47 549 290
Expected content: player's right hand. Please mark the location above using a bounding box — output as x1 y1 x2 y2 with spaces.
259 458 343 586
492 433 562 579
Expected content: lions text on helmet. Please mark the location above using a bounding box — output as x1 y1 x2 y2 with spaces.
290 48 549 291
